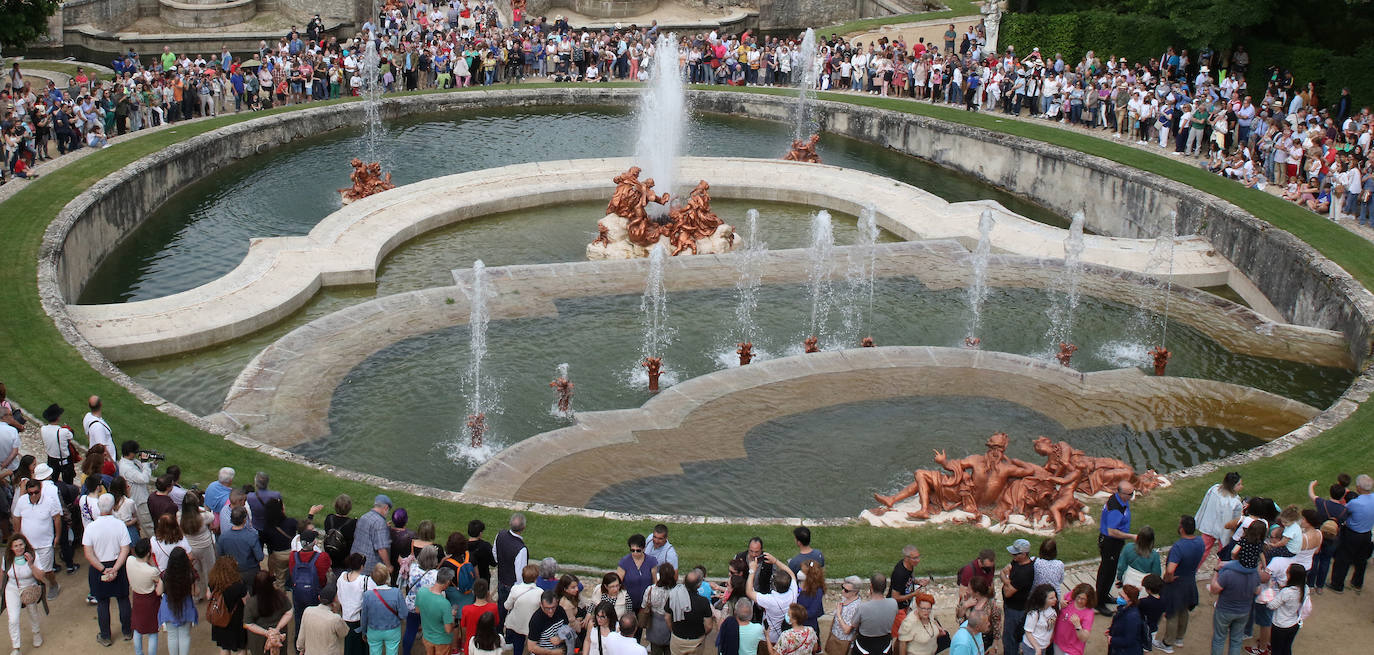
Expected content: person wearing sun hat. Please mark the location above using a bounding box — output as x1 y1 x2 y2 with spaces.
39 404 77 485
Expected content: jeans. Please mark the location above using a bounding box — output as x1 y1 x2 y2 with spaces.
133 630 159 655
1310 543 1335 587
402 610 422 654
367 625 402 654
1211 609 1247 655
1003 607 1027 655
164 624 189 655
506 630 527 655
1186 127 1206 155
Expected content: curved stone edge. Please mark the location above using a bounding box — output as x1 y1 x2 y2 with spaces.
214 242 1348 472
66 155 1242 361
30 86 1374 527
462 346 1321 507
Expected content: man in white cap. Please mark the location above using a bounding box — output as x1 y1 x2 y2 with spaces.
14 477 62 595
999 538 1035 655
82 493 133 646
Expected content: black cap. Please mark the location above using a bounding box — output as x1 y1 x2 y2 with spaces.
43 404 63 423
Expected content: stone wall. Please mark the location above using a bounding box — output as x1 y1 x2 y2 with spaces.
44 87 1374 364
158 0 259 30
276 0 358 26
62 0 143 31
758 0 858 31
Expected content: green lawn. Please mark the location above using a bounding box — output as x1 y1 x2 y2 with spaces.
17 60 92 78
820 1 982 38
1 82 1370 578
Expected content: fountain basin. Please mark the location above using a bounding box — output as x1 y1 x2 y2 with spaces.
68 157 1254 362
463 346 1318 513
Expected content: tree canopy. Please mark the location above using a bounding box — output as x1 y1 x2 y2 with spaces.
2 0 60 50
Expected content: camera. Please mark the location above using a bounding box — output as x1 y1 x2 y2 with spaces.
138 449 167 462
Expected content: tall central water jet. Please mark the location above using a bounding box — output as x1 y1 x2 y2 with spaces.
359 37 385 165
1044 211 1085 349
733 209 766 353
792 28 819 140
965 210 995 343
634 33 686 203
805 210 835 349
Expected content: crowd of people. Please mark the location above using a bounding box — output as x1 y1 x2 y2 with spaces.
0 386 1369 655
5 1 1370 225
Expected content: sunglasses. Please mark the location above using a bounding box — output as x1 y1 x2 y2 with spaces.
629 548 643 553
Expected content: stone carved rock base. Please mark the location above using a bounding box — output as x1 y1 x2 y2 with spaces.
586 213 738 259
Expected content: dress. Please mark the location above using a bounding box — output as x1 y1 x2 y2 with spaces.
245 589 290 655
211 581 249 651
775 626 817 655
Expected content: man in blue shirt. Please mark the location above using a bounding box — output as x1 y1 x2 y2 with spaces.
350 495 393 573
1330 473 1374 592
644 524 678 570
1095 481 1136 616
216 506 263 586
203 466 234 514
1159 515 1205 652
949 608 988 655
1208 558 1262 655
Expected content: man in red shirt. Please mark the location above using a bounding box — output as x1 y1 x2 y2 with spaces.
957 549 997 590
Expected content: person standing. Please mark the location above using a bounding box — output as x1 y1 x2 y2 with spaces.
1096 481 1136 615
494 513 529 621
466 519 497 581
13 478 60 597
39 405 76 485
948 607 987 655
4 534 50 651
1195 473 1244 563
82 396 115 454
666 569 713 655
297 583 348 655
888 545 927 627
1307 479 1349 590
998 538 1035 655
1156 516 1203 654
204 467 235 516
216 506 263 587
1266 563 1309 655
787 526 824 573
1208 555 1263 655
645 524 678 571
82 493 133 646
849 574 897 655
350 495 393 574
418 567 457 655
526 590 569 655
1328 474 1374 593
117 441 154 537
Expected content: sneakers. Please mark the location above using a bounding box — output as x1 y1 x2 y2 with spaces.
96 635 113 647
46 583 60 601
1153 639 1174 653
1244 646 1270 655
86 594 97 605
32 633 41 647
66 563 79 574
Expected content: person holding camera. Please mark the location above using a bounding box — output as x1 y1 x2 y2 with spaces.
117 440 155 538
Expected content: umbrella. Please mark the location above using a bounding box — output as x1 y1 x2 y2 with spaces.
242 58 262 68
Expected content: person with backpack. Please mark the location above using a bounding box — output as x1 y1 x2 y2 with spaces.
441 532 478 613
209 554 249 652
323 494 356 574
288 530 331 643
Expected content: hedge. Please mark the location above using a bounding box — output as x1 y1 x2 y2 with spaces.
999 10 1374 109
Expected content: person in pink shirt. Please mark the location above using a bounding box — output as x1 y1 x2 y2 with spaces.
1052 583 1096 655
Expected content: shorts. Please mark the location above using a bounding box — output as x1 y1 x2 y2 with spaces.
33 545 54 572
1251 602 1273 627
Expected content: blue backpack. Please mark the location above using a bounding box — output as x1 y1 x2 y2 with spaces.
289 551 320 607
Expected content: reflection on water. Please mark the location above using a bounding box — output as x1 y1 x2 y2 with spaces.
303 279 1347 492
79 106 1062 304
588 396 1265 518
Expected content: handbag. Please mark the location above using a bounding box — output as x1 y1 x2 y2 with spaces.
1121 564 1148 590
18 584 42 607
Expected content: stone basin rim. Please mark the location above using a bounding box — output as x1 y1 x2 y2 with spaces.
67 156 1250 362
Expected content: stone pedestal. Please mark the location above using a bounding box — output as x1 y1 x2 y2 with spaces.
159 0 258 29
